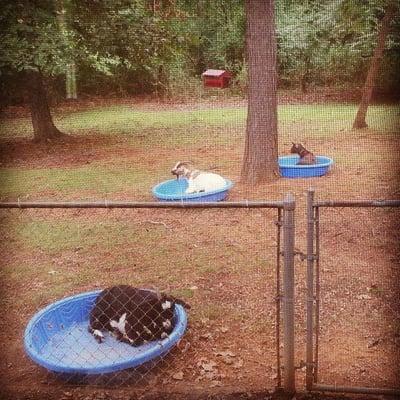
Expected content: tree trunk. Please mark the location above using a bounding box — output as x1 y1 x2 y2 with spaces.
352 2 397 129
27 70 65 142
241 0 278 184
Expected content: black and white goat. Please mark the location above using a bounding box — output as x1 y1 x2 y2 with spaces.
171 161 226 194
290 142 316 165
88 285 190 346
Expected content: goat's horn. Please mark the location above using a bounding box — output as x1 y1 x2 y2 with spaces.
147 285 162 300
155 288 162 300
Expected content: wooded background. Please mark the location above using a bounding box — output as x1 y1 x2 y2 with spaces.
1 0 399 105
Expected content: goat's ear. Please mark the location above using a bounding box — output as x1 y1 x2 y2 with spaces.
291 142 296 146
177 299 191 309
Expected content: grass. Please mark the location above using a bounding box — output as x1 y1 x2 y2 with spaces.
0 107 246 140
12 221 129 253
2 209 272 307
1 265 96 310
0 164 152 197
8 219 172 254
1 104 398 140
0 103 398 199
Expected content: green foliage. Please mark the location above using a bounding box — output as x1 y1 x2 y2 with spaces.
0 0 399 102
276 0 383 89
0 1 77 74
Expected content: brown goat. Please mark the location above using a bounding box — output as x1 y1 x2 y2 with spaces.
290 143 316 165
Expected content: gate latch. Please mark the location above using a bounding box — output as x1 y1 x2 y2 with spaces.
294 250 307 261
295 360 307 370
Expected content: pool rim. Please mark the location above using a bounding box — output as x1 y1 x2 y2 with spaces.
24 290 188 375
152 178 234 201
278 155 334 169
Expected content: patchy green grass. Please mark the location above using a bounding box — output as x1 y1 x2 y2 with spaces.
9 219 169 254
0 164 152 197
12 221 128 253
0 103 398 199
0 107 246 141
278 104 399 137
2 210 271 309
0 260 97 309
1 104 398 141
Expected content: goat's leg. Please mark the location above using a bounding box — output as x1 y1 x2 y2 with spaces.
185 180 197 194
88 326 105 343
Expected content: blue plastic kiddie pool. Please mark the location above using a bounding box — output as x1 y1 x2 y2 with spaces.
152 178 233 202
24 290 188 378
279 155 333 178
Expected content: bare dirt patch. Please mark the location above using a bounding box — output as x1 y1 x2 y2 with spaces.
0 135 131 168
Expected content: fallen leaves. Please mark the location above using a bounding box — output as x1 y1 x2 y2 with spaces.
198 358 217 372
214 350 238 365
172 371 184 380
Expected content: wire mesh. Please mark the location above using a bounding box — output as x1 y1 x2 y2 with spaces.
0 206 283 395
310 205 400 392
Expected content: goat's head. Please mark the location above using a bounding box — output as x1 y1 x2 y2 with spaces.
171 161 192 179
290 142 308 155
158 293 191 335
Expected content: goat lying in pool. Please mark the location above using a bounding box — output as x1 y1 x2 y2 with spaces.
88 285 190 346
171 161 226 194
290 143 316 165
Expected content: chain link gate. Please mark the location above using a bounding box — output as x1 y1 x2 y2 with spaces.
306 188 400 397
0 197 296 397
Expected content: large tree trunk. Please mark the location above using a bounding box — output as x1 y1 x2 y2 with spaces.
353 2 397 129
27 71 65 142
241 0 278 184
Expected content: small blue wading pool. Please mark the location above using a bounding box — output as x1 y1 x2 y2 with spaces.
152 178 234 202
24 291 188 380
279 155 333 178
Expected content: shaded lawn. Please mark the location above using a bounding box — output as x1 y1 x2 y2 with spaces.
1 104 398 141
0 103 398 199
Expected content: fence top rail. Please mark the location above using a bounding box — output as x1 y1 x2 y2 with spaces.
0 200 285 210
313 199 400 208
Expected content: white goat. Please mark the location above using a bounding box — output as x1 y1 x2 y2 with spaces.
171 161 226 194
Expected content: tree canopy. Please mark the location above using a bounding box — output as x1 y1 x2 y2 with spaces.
1 0 398 104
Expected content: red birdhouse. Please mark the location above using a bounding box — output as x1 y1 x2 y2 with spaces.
202 69 232 89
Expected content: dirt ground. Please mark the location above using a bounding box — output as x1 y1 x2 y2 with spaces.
0 98 399 400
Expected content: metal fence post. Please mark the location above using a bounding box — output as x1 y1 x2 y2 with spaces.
306 188 315 390
282 193 296 393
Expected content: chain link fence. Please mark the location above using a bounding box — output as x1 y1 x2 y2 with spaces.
306 190 400 396
0 199 295 397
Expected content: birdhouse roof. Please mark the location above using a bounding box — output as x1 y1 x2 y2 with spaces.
202 69 230 77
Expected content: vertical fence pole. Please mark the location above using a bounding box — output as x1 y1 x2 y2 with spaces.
314 205 321 383
306 188 315 390
282 193 296 393
275 208 282 388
